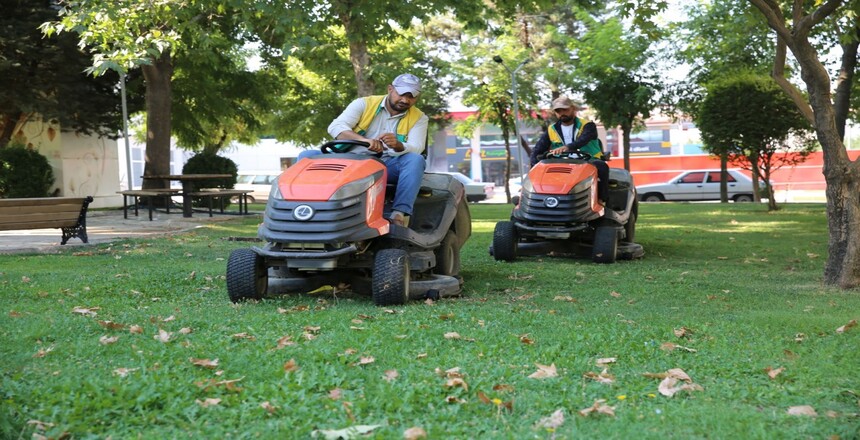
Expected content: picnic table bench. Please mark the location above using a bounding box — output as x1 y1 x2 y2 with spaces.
187 189 253 217
117 189 181 221
0 196 94 244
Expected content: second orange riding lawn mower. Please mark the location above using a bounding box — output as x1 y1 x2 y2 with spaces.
226 140 472 305
491 151 643 263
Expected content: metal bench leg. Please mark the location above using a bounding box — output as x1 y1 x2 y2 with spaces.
123 195 129 219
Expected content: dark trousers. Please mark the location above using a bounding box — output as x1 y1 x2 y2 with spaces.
591 159 609 202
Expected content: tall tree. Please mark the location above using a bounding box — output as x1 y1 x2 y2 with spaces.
748 0 860 288
43 0 254 189
697 72 812 210
574 13 660 171
0 0 142 148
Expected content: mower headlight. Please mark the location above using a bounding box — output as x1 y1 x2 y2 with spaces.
570 177 593 195
269 180 283 200
330 173 380 201
521 176 533 193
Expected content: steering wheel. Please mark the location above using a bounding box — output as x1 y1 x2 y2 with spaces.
547 149 592 161
320 140 370 154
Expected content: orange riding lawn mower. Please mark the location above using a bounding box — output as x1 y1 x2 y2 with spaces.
491 151 644 263
226 140 472 305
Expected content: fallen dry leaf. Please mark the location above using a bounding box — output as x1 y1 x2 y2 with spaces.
583 369 615 384
190 358 219 369
660 342 697 353
72 306 99 317
578 400 615 417
787 405 817 417
129 325 143 334
304 325 321 333
519 334 534 344
673 326 693 338
113 367 138 377
383 369 399 382
26 420 54 431
553 296 577 302
596 357 616 367
98 320 125 330
196 398 221 408
162 315 175 322
444 332 461 340
445 395 465 404
179 327 192 334
260 401 278 415
836 319 857 334
609 291 622 298
445 377 469 391
354 356 375 366
535 409 565 429
493 384 515 392
416 353 428 359
231 332 256 340
403 426 427 440
99 335 119 345
283 359 299 372
154 329 171 343
275 335 295 349
765 366 785 379
328 388 343 400
528 363 558 379
312 425 381 439
33 346 54 358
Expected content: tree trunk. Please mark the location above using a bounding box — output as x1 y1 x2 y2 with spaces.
796 37 860 288
750 0 860 288
141 52 174 191
748 150 762 202
339 11 374 97
621 122 631 171
720 152 728 203
833 26 858 140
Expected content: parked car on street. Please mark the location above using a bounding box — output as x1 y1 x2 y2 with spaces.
435 172 495 202
235 172 280 203
637 169 765 202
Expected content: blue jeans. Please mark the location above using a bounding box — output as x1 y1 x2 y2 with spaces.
297 150 426 216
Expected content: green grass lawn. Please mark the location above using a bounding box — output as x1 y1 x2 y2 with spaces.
1 203 858 439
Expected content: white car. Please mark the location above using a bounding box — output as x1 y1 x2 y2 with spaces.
637 169 765 202
435 172 495 202
235 172 280 203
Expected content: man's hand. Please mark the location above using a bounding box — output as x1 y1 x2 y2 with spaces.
377 133 402 152
550 146 569 156
365 137 385 153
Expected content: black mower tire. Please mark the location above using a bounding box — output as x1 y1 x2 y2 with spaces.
492 221 518 262
226 248 267 302
592 226 618 264
372 248 410 306
435 230 460 276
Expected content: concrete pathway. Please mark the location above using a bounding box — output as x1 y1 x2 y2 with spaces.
0 209 256 254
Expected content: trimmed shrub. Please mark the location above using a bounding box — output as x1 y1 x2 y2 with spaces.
0 146 55 198
181 153 238 207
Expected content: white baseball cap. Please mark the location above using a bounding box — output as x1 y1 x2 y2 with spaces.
392 73 421 96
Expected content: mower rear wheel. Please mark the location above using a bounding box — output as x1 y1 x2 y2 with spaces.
592 226 618 264
372 248 410 306
435 231 460 276
492 221 518 261
226 248 267 302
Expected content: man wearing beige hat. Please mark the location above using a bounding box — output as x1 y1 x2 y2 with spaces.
299 73 428 227
530 96 609 204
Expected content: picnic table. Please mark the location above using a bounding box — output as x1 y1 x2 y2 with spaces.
141 174 232 218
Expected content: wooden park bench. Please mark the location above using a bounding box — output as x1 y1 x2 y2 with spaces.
187 189 253 217
117 189 181 221
0 196 94 244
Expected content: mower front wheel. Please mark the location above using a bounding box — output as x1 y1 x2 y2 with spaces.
372 248 410 306
592 226 618 264
492 221 518 262
226 248 267 302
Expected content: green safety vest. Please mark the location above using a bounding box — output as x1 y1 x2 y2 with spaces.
354 95 425 143
548 118 603 158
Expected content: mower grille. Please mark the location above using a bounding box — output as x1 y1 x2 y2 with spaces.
258 194 381 243
546 166 573 174
515 185 595 224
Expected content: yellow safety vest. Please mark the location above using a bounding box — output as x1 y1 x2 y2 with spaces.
354 95 425 143
548 118 603 158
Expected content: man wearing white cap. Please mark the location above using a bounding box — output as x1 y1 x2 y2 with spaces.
299 73 428 227
530 96 609 204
